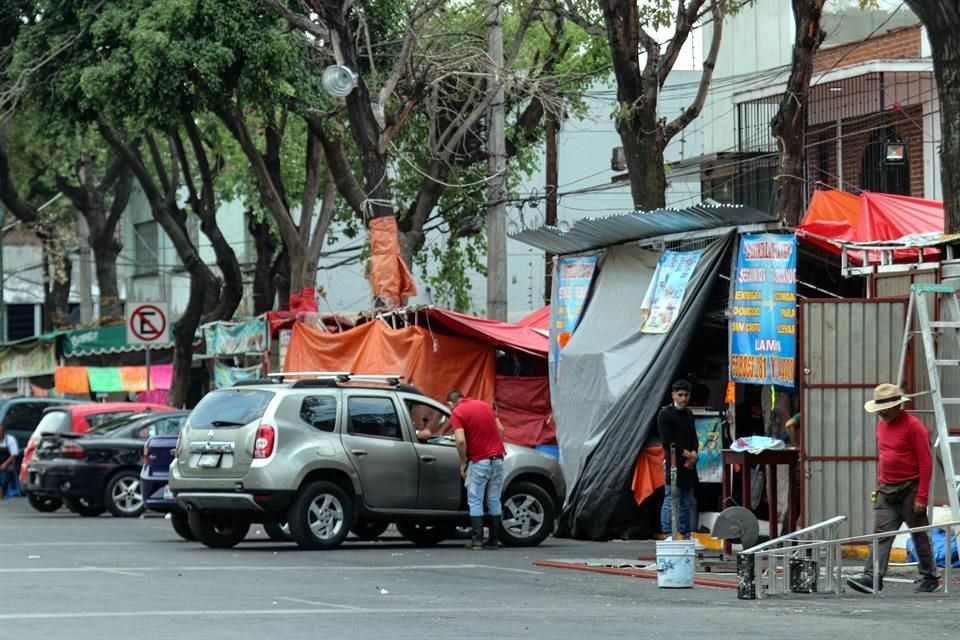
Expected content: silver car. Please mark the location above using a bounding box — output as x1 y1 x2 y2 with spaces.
169 376 564 550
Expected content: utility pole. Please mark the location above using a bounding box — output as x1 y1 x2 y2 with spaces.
544 109 558 306
485 0 508 321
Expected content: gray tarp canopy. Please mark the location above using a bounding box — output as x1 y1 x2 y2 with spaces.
512 205 780 539
547 234 735 539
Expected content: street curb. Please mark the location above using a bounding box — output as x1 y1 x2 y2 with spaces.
532 560 738 589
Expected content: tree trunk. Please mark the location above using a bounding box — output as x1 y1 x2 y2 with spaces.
249 212 277 315
273 250 291 311
906 1 960 232
42 250 72 331
169 266 208 408
618 113 668 210
770 0 825 226
90 237 123 322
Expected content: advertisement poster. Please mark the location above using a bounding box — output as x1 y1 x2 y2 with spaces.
640 249 705 334
552 255 598 380
729 234 797 387
695 414 723 483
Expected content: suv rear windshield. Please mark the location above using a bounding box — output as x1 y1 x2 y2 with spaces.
190 390 274 428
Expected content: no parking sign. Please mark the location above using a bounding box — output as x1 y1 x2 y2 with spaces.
126 303 170 346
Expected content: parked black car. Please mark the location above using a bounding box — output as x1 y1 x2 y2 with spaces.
25 412 188 517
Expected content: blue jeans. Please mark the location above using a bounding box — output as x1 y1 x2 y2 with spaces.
465 458 505 517
660 486 697 536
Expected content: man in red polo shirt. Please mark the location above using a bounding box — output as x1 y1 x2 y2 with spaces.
847 383 939 594
448 390 506 550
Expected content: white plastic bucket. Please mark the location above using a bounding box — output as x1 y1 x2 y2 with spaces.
656 540 696 588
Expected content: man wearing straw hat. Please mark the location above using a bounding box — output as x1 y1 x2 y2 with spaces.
846 383 940 594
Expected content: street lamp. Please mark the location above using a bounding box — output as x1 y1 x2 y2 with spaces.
322 65 359 98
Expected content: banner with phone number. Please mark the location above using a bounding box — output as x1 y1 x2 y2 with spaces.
729 234 797 388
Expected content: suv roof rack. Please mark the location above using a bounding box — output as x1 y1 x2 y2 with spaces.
231 378 280 387
271 371 406 387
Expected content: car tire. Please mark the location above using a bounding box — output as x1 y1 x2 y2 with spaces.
396 521 456 547
64 497 106 517
26 492 62 513
351 519 390 541
188 510 250 549
264 522 293 542
104 471 145 518
287 481 353 550
499 481 555 547
171 512 195 541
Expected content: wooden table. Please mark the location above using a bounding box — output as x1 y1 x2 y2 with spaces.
721 448 800 541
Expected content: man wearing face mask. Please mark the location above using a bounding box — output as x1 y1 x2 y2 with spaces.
658 379 699 539
847 383 939 594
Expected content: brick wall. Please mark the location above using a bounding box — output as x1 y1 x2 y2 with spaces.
813 24 922 74
803 104 924 197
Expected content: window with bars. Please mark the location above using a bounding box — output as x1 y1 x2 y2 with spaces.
134 221 159 275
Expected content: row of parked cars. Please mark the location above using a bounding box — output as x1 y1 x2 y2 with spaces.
9 375 565 550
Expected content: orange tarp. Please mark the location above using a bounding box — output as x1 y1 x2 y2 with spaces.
54 366 90 394
632 445 666 505
284 321 495 404
369 216 417 308
118 366 148 393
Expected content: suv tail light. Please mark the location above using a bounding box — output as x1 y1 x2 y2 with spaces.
59 442 86 459
253 424 275 459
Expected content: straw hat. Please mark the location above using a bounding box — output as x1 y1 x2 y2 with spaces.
864 383 909 413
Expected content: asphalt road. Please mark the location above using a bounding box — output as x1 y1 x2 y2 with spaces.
0 498 957 640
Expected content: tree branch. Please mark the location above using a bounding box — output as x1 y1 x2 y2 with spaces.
0 129 39 224
309 116 367 214
658 0 708 85
664 0 726 141
299 128 323 249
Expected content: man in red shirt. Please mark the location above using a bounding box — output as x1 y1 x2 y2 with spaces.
847 383 939 594
448 390 506 550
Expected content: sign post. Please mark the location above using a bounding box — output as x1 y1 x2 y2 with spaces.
126 303 171 393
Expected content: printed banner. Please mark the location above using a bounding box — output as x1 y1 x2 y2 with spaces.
730 234 797 387
214 362 264 389
0 340 56 379
203 317 269 356
695 414 723 483
552 255 598 380
640 249 705 334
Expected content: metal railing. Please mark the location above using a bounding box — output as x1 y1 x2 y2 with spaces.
738 516 847 599
742 519 960 599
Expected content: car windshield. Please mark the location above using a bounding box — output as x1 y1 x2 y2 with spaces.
190 390 275 428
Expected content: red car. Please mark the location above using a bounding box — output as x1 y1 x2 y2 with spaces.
21 402 173 513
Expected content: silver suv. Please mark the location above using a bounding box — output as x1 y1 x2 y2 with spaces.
169 375 564 550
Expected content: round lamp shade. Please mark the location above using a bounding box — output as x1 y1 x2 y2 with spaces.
322 65 359 98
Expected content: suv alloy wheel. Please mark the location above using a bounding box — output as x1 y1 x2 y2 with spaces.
288 481 353 550
499 481 555 547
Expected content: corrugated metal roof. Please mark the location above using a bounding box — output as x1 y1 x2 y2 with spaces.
509 204 779 254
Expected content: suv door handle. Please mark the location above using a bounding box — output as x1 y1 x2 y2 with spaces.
420 455 437 463
351 449 369 457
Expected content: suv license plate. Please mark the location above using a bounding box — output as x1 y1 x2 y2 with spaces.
197 453 222 468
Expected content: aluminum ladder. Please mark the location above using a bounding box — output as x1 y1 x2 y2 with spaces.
897 282 960 526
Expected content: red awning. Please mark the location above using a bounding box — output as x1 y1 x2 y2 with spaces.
797 189 943 263
424 309 548 357
517 306 550 332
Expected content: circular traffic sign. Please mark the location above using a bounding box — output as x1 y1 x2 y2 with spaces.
128 304 168 343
